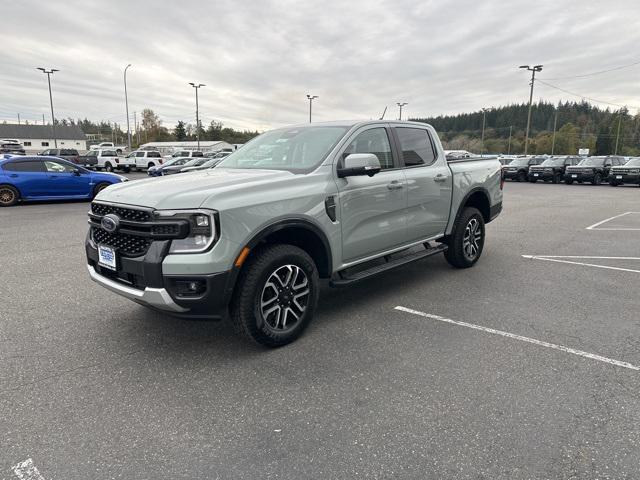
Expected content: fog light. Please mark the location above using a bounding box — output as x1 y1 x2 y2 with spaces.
174 279 206 296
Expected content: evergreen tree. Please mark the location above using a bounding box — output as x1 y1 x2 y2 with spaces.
174 121 187 141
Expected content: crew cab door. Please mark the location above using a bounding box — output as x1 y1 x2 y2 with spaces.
335 126 408 263
392 126 452 241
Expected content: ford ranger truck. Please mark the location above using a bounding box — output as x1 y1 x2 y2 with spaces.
85 121 503 347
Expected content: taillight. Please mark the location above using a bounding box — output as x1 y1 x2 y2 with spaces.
115 158 119 164
159 159 163 164
500 171 505 190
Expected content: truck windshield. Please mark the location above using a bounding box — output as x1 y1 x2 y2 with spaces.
217 126 348 173
509 158 530 166
578 157 605 166
623 158 640 166
542 158 566 166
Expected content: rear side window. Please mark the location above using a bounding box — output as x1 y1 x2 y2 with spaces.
148 152 161 158
102 150 117 156
3 161 45 172
395 128 437 167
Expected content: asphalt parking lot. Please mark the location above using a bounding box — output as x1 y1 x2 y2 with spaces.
2 178 640 479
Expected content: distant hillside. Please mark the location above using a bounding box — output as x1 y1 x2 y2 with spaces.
411 101 640 156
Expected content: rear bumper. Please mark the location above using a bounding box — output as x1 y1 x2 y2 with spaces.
489 201 502 222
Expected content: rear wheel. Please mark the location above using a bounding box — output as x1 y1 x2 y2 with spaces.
147 162 155 169
123 167 131 173
230 244 320 347
0 185 19 207
592 173 602 185
104 162 113 172
552 173 561 184
444 207 485 269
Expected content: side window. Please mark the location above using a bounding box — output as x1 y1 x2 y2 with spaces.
103 150 117 157
343 128 394 169
149 152 161 158
395 128 437 167
4 161 45 172
136 152 145 157
44 160 75 173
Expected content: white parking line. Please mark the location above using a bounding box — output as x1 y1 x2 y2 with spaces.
11 459 45 480
394 306 640 371
522 255 640 274
586 211 640 230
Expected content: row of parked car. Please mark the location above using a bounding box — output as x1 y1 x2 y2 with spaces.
501 155 640 186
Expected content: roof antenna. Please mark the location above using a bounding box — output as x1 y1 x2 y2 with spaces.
379 106 387 120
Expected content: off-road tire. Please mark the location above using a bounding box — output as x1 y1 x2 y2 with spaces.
230 244 320 347
0 185 19 206
444 207 485 269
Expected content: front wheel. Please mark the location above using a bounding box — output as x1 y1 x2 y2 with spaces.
552 173 561 184
564 179 574 185
517 171 527 182
609 180 620 187
0 185 19 207
93 182 111 198
230 244 320 347
592 173 602 185
444 207 485 269
528 178 537 183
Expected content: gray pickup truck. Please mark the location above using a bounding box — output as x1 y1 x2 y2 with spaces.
85 121 503 346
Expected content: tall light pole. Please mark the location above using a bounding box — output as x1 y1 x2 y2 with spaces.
507 125 513 154
37 67 59 148
397 102 408 121
124 64 132 151
189 83 205 149
307 95 318 123
480 108 488 156
615 107 624 154
519 64 543 155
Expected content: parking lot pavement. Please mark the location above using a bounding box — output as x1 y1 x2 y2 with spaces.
2 181 640 479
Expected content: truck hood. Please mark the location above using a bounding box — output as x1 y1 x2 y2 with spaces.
95 168 297 209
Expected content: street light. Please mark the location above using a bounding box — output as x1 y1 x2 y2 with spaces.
397 102 408 121
306 94 318 123
189 82 205 150
124 64 132 151
37 67 59 148
519 64 543 155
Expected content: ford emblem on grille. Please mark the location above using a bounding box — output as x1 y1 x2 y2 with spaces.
101 214 120 233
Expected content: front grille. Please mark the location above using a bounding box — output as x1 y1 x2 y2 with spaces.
151 224 179 235
91 202 152 222
93 228 151 257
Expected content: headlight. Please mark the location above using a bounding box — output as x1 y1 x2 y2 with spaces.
155 209 217 253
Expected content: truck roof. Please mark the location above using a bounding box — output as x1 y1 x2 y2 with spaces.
280 120 434 129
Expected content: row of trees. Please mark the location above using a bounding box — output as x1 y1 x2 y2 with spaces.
412 101 640 156
48 109 260 147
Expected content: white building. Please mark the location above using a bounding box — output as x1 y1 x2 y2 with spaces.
0 124 87 154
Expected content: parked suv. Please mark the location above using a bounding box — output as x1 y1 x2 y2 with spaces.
528 156 582 183
0 142 25 156
124 150 164 170
39 148 83 165
86 121 503 347
564 156 625 185
502 156 547 182
608 157 640 186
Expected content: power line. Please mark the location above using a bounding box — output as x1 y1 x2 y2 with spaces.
536 80 640 110
540 59 640 80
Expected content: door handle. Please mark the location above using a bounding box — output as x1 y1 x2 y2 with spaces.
9 174 18 178
434 174 448 182
387 181 404 190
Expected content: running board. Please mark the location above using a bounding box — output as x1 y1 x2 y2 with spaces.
330 244 448 287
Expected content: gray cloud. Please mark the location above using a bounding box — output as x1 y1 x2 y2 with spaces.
2 0 639 131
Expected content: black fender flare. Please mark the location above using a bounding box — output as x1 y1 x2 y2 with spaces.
451 187 492 229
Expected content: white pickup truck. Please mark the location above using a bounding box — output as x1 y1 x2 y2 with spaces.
124 150 164 171
80 149 134 172
90 142 127 155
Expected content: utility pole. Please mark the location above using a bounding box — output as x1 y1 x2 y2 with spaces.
480 108 488 156
124 64 132 151
307 95 318 123
17 114 20 125
189 83 205 149
507 125 513 154
37 67 59 148
615 108 624 154
519 64 543 155
551 109 558 155
397 102 408 121
42 114 45 125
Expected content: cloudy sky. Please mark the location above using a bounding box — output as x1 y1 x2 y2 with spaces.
2 0 640 131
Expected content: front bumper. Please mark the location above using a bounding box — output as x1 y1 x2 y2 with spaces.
528 171 554 181
564 172 594 182
86 233 233 319
503 170 523 180
610 173 640 184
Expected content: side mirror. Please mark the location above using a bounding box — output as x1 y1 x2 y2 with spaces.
72 168 82 175
337 153 382 178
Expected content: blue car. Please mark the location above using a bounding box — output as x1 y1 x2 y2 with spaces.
0 156 128 207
